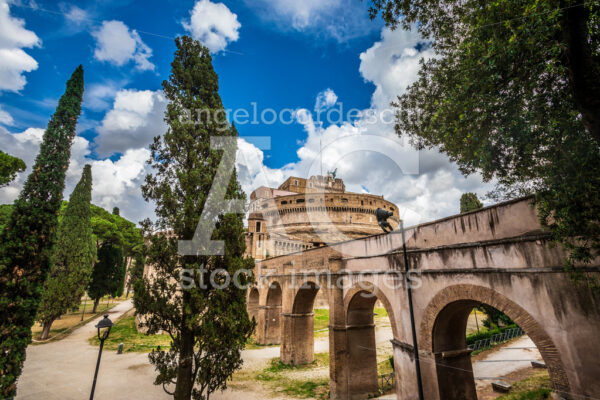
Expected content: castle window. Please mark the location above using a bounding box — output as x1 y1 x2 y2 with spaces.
294 180 298 186
256 221 262 232
297 199 305 203
309 182 313 188
390 207 395 211
361 200 364 206
281 200 288 205
341 198 348 203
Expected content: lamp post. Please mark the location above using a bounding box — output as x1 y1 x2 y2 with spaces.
90 314 113 400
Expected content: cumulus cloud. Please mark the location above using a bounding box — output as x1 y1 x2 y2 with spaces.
83 81 122 111
92 20 155 71
244 0 377 42
94 89 167 157
235 28 493 225
0 125 153 224
183 0 241 53
314 88 338 111
0 0 40 92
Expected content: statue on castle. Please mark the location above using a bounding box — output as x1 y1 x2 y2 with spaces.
375 208 394 233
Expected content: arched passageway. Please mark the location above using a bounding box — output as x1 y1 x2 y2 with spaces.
345 288 396 400
281 281 320 365
422 285 570 400
264 282 282 344
247 287 259 323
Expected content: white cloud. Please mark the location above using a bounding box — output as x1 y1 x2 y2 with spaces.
0 0 40 92
83 81 122 111
314 88 338 111
183 0 241 53
0 105 14 126
244 0 377 42
235 27 492 226
92 20 155 71
94 89 167 157
64 5 88 25
0 125 153 224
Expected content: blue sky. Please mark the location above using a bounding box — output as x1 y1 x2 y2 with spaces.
0 0 492 225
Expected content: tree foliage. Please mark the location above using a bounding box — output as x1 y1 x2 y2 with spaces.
134 36 254 400
0 66 84 397
460 193 483 213
37 165 95 339
0 151 26 188
368 0 600 286
88 243 125 308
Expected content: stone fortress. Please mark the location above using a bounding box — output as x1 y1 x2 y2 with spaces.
244 172 400 260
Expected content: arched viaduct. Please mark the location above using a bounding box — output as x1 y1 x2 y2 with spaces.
247 197 600 400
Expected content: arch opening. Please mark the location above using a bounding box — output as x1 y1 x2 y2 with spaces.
247 287 259 324
423 286 570 400
345 289 395 399
281 281 321 365
264 282 282 345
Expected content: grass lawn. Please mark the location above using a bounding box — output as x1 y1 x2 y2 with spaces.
314 307 389 338
253 354 330 399
89 313 171 352
31 296 123 341
496 370 552 400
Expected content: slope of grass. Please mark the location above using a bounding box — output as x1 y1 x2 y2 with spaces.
89 315 171 352
496 370 552 400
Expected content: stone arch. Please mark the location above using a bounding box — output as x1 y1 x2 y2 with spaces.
343 282 399 399
264 281 283 344
281 280 321 365
419 284 570 399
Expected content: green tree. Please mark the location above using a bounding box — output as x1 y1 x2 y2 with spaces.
37 165 95 340
87 243 124 312
0 151 26 188
368 0 600 286
460 193 483 213
0 66 84 397
134 36 254 400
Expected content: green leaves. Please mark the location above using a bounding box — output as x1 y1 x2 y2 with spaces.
136 36 254 400
0 151 26 188
370 0 600 288
0 66 84 397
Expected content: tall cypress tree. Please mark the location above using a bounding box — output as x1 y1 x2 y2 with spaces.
37 165 95 340
88 243 124 313
135 36 254 400
0 66 84 397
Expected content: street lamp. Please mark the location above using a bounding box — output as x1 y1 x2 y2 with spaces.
90 314 113 400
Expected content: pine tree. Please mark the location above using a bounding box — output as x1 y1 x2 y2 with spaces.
460 192 483 213
37 165 95 340
134 36 254 400
0 66 84 397
87 243 124 313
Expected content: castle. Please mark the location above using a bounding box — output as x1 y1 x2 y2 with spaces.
244 173 400 260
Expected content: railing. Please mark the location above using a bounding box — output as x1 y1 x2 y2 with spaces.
379 372 395 392
468 327 524 352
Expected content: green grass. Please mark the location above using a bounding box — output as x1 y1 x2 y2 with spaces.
89 315 171 352
255 355 330 399
497 371 552 400
313 307 389 338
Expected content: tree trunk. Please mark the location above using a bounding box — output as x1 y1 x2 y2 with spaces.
561 0 600 144
40 319 54 340
92 297 100 313
174 306 194 399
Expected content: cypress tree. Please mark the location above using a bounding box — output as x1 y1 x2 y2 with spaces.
134 36 254 400
37 165 95 340
87 243 124 313
0 66 84 397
